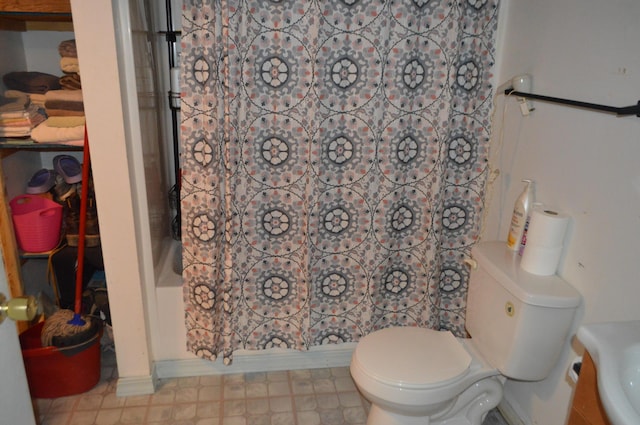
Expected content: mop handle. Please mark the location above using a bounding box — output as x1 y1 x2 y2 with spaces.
74 126 91 315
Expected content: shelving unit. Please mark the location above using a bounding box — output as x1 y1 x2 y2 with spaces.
0 141 82 304
0 0 77 330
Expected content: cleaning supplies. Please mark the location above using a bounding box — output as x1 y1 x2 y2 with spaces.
506 179 535 251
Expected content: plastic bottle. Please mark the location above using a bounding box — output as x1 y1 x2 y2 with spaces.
518 201 544 256
506 179 535 251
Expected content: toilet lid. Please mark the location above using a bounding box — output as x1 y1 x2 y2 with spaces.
354 327 472 388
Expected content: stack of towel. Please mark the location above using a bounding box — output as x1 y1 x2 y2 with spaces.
33 39 85 145
2 71 61 109
0 39 85 144
0 92 46 138
58 39 81 90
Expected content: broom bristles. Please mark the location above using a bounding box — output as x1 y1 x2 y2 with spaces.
41 309 93 347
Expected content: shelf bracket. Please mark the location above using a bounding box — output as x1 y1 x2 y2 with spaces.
505 89 640 117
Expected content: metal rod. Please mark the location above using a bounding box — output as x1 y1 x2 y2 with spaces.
505 90 640 117
165 0 182 239
165 1 177 68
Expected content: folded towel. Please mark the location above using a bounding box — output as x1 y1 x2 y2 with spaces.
45 89 83 102
47 139 83 146
0 127 31 137
45 116 85 128
0 103 42 120
3 71 61 94
43 108 85 117
0 115 45 128
0 104 45 137
0 93 30 113
59 73 81 90
60 57 80 74
5 90 47 108
2 90 28 99
0 118 32 127
45 100 84 112
58 39 77 58
44 89 84 115
30 93 46 107
30 118 85 143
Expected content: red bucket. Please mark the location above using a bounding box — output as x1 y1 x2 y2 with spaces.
10 194 62 253
19 321 101 398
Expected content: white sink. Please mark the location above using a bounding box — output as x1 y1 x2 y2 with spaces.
577 321 640 425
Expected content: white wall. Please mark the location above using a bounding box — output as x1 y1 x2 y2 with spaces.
0 30 25 91
22 31 75 76
70 0 156 395
487 0 640 423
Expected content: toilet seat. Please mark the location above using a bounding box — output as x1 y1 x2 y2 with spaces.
353 327 472 388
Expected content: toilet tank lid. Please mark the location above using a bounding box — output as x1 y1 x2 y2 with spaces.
471 241 581 308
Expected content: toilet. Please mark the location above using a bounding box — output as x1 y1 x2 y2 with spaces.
350 241 581 425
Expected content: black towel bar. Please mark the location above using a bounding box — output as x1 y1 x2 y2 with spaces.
505 89 640 117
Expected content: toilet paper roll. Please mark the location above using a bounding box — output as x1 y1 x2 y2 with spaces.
520 244 563 275
525 208 570 248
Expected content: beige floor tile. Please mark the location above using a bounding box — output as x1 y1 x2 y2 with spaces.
150 387 176 405
175 386 199 403
245 398 270 415
246 381 268 397
147 404 173 422
76 393 105 410
196 401 221 418
267 381 290 397
120 405 147 424
198 384 222 401
68 409 98 425
173 402 197 420
94 408 123 425
32 350 507 425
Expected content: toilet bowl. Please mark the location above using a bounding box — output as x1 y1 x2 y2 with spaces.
350 327 502 425
350 241 581 425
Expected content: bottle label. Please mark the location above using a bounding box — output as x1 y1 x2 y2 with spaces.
518 217 530 255
506 212 525 249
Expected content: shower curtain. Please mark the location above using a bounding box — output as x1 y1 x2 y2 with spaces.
180 0 499 363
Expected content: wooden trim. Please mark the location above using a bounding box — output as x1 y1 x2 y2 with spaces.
0 0 72 27
0 0 71 14
0 15 24 30
0 160 27 333
568 351 612 425
26 20 73 31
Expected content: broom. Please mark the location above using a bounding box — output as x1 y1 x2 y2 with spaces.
41 127 100 347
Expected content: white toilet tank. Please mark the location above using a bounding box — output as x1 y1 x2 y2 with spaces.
465 241 581 381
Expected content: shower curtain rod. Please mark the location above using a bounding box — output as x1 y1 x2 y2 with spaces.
505 89 640 117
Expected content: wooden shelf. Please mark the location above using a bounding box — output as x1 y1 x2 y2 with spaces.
0 0 71 14
0 138 82 156
0 0 72 31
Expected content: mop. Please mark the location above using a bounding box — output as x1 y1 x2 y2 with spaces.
41 127 100 347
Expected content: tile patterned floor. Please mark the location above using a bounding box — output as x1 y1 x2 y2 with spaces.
33 350 508 425
34 350 369 425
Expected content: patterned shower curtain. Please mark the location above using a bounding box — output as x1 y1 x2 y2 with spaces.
180 0 499 363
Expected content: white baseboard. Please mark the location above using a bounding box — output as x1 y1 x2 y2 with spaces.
154 343 356 379
116 371 157 397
